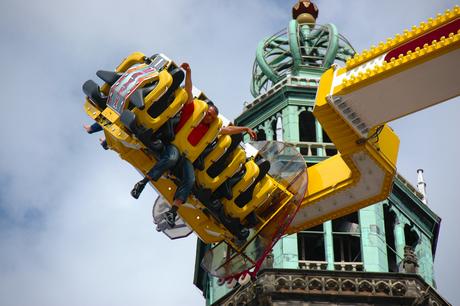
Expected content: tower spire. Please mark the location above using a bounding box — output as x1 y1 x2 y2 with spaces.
417 169 428 205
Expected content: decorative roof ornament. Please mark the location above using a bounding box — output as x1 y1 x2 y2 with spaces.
292 0 319 28
250 1 356 97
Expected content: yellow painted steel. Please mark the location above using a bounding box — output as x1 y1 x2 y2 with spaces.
345 6 460 70
286 6 460 234
84 99 101 120
82 6 460 280
84 4 460 247
334 6 460 128
84 53 297 247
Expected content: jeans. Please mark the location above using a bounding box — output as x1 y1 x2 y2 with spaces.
147 143 195 204
88 123 107 150
89 122 103 134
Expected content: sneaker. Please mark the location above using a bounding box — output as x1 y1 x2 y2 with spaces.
165 211 176 228
131 180 147 199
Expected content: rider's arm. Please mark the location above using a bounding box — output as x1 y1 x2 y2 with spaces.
180 62 193 105
220 126 257 141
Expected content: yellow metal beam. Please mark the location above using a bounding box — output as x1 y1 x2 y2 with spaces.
288 6 460 234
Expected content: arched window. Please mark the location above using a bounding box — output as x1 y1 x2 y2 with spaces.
257 129 266 141
299 110 317 155
384 204 398 272
404 224 420 248
299 111 317 142
271 120 278 141
275 116 283 141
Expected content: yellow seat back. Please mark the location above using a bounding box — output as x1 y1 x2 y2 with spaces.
195 137 247 190
221 160 267 220
171 99 222 163
132 84 187 132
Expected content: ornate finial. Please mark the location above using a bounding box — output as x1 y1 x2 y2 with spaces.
417 169 428 205
250 0 355 97
292 0 319 27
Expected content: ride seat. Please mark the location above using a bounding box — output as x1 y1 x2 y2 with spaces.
99 52 147 94
118 69 186 152
206 133 243 178
195 134 246 191
131 70 185 132
214 165 247 200
96 70 124 87
222 159 274 221
82 80 108 110
171 99 222 163
193 139 219 171
83 55 151 111
119 88 184 156
114 52 148 74
147 68 184 118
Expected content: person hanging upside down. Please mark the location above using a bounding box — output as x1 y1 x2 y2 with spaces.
130 62 257 228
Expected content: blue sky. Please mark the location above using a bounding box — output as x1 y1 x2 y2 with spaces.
1 1 459 305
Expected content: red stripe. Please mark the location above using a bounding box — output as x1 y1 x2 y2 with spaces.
384 18 460 62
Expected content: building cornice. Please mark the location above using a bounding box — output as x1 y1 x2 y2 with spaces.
213 268 451 305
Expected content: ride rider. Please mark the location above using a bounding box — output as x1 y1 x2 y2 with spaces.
130 62 257 228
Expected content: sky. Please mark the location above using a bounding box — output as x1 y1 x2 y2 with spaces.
1 0 459 305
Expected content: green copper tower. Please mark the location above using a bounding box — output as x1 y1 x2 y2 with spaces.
194 1 449 305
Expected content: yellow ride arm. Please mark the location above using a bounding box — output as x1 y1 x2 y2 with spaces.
286 6 460 234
